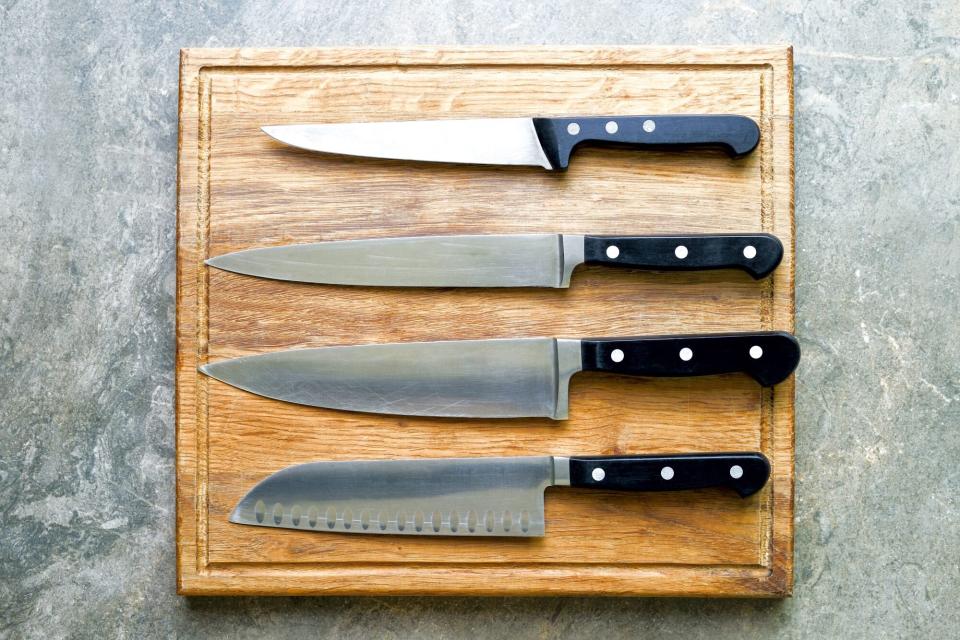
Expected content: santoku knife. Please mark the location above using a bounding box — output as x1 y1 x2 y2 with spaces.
262 114 760 169
199 331 800 419
230 452 771 537
206 233 783 286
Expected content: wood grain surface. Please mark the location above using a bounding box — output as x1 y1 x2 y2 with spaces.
176 46 795 596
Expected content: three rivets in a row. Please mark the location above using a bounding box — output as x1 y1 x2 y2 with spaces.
590 464 746 482
566 119 656 136
605 243 758 261
608 344 764 363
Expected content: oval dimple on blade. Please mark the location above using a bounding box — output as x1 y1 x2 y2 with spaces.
484 510 496 533
271 503 283 526
467 510 478 534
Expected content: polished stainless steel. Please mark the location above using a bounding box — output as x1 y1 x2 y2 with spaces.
229 456 557 537
206 234 587 288
199 337 585 419
553 339 583 420
551 456 572 487
262 118 553 168
560 234 585 288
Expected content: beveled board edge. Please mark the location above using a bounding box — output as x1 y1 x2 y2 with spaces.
175 45 795 597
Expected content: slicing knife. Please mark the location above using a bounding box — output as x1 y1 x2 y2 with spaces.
206 233 783 286
262 114 760 169
229 452 771 537
199 332 800 419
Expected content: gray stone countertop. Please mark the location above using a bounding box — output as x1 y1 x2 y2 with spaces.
1 1 957 638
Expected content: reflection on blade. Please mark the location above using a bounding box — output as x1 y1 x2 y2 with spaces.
206 234 568 288
262 118 552 168
230 457 554 537
200 338 565 418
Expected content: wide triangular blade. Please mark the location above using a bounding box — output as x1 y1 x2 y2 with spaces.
200 338 579 419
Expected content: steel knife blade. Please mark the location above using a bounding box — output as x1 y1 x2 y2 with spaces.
262 114 760 170
206 233 783 286
230 452 770 537
199 332 800 419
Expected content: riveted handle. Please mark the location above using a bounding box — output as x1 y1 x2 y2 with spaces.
532 115 760 170
580 331 800 387
583 233 782 280
569 452 770 497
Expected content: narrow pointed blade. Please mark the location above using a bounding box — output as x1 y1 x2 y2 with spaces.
200 338 582 419
262 118 553 168
230 456 553 537
206 234 572 288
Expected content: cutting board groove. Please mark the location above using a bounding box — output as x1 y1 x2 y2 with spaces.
176 46 794 596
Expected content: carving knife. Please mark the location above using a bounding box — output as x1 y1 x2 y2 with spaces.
229 452 771 537
199 331 800 419
261 114 760 169
206 233 783 286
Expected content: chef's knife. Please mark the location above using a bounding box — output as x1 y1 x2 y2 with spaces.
199 331 800 419
206 233 783 286
230 452 770 537
262 114 760 169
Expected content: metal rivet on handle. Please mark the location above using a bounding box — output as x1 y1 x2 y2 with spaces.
743 245 757 259
643 119 656 133
592 467 606 481
730 465 744 479
749 345 763 359
605 120 618 134
610 348 625 363
675 245 688 259
606 245 620 259
679 347 693 361
661 466 674 480
567 122 580 135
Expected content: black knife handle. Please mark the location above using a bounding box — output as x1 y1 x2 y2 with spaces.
569 452 770 497
532 115 759 170
580 331 800 387
583 233 782 280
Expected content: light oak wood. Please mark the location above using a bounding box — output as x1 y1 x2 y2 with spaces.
176 46 795 596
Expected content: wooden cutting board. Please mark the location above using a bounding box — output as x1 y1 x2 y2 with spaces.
175 46 794 596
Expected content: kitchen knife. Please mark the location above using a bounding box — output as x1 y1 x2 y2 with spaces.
262 114 760 169
206 233 783 286
229 452 770 537
199 331 800 419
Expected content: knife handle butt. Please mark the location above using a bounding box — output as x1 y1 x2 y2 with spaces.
532 115 760 170
580 331 800 387
583 233 782 279
569 452 770 497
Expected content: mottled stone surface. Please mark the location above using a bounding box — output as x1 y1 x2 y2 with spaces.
1 1 958 637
